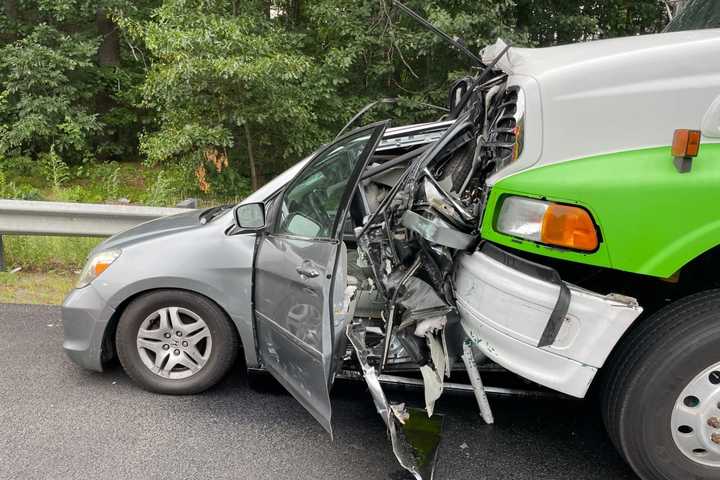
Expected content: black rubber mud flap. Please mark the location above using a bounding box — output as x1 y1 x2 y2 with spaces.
479 242 571 348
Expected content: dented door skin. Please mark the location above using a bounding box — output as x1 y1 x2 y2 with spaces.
253 122 388 434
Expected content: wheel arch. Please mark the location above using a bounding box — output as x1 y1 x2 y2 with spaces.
101 282 256 370
642 224 720 280
595 245 720 395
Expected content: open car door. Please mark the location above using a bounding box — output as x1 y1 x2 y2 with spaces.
253 122 389 435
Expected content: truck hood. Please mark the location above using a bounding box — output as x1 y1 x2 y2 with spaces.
482 29 720 182
482 29 720 79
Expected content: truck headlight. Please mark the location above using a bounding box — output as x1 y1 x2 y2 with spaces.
496 196 599 252
76 249 122 289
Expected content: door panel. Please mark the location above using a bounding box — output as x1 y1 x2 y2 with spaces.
253 122 388 435
255 236 339 433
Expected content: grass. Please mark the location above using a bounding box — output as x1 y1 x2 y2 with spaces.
1 236 97 305
3 236 102 272
0 271 76 305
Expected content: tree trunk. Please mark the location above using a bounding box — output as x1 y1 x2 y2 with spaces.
4 0 17 19
96 7 121 66
289 0 301 26
243 123 259 191
3 0 18 42
262 0 271 19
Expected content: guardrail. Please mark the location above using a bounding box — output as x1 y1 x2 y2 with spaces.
0 199 194 270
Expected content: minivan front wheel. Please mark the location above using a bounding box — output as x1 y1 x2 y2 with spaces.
602 290 720 480
116 290 238 394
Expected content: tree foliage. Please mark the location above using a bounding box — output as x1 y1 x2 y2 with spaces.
1 0 670 193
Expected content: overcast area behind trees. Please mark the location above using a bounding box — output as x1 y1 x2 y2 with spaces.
0 0 671 201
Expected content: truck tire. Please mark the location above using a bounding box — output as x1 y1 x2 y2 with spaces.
116 290 239 395
602 289 720 479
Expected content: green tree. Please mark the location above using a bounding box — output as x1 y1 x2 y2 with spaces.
0 24 100 158
131 0 343 190
0 0 671 196
0 0 154 163
515 0 668 46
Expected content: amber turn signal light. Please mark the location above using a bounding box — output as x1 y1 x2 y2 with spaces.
672 129 701 173
672 129 701 158
541 204 598 252
94 262 112 276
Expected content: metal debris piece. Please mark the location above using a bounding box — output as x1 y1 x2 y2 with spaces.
347 322 442 480
401 210 476 250
391 403 410 424
462 341 495 425
414 315 447 337
420 332 447 417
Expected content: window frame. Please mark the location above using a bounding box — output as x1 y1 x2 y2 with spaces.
268 121 389 242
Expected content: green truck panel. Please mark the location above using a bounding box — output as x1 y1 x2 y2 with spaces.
482 144 720 278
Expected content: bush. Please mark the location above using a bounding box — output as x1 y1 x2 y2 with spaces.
40 146 70 192
0 167 41 200
143 170 178 207
0 155 42 180
0 25 100 162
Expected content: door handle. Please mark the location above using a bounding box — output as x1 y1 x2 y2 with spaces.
296 265 320 279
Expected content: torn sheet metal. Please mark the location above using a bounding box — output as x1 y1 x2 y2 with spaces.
401 210 476 250
461 341 494 424
347 322 443 480
419 332 447 417
398 277 448 314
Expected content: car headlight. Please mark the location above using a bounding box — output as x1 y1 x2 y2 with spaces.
496 196 599 252
76 249 122 289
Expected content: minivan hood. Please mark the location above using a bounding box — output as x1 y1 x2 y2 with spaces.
95 209 208 253
483 29 720 78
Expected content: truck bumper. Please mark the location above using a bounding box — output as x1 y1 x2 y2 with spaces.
454 243 643 398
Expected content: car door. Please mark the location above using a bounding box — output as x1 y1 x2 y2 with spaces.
253 122 388 435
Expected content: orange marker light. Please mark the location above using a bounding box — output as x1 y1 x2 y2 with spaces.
672 129 701 158
94 262 112 276
541 204 598 252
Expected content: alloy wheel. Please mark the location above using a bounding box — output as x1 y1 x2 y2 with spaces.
136 306 212 380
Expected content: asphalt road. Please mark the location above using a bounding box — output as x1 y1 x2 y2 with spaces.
0 304 639 480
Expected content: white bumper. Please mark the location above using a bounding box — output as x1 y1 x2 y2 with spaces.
454 247 643 398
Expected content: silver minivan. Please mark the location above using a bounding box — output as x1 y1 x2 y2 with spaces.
62 119 456 476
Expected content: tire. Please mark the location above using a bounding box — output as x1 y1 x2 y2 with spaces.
116 290 238 395
602 289 720 480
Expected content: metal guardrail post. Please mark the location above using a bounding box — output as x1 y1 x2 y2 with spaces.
0 235 4 272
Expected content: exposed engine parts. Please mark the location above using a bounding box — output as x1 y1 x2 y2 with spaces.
356 67 511 351
348 64 514 479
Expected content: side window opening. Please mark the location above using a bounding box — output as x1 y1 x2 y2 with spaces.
275 131 374 239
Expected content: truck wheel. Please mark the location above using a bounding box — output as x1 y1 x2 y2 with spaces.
602 290 720 479
116 290 239 395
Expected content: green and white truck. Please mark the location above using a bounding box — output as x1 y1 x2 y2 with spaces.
460 2 720 478
356 1 720 478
